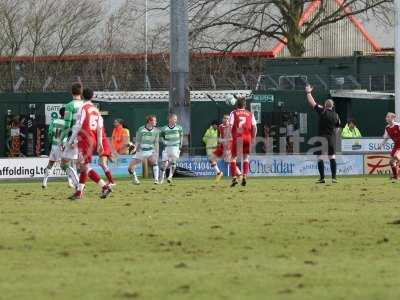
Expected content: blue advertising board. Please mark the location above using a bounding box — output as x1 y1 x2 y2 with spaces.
0 155 364 180
91 155 142 177
177 156 229 177
248 155 364 177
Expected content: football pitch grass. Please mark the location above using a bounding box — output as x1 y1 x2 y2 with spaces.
1 177 400 300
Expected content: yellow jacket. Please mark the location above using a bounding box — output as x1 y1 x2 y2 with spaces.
342 124 362 138
202 127 218 150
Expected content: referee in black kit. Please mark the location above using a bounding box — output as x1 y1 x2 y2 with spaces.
305 84 341 183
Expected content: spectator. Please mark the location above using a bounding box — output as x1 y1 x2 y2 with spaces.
112 119 130 155
202 120 219 156
122 122 131 145
342 119 362 138
8 116 24 157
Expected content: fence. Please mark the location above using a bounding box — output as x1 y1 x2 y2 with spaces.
0 55 264 93
258 73 395 92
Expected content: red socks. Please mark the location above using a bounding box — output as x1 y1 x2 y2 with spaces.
243 161 250 177
392 165 398 179
105 170 114 184
88 169 101 184
230 162 237 177
79 171 88 185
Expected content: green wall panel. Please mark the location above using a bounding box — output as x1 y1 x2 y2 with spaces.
0 88 395 156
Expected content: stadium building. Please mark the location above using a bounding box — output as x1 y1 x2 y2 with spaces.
0 0 394 156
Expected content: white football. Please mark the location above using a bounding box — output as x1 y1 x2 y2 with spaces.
225 94 237 106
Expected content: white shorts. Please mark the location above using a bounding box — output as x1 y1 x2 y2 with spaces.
134 150 157 162
62 144 79 161
162 147 180 162
49 145 62 162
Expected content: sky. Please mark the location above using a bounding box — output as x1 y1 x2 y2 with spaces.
107 0 124 8
107 0 395 49
363 20 394 49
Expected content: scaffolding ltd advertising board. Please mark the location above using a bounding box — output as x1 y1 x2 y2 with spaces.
0 156 140 180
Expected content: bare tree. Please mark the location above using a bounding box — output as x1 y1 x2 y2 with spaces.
0 0 30 91
99 0 141 53
362 0 393 30
25 0 59 57
186 0 393 57
51 0 105 55
0 0 28 56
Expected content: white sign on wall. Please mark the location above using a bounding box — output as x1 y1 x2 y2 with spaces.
299 113 308 134
341 138 394 153
0 158 65 179
250 103 262 124
248 155 364 177
45 104 64 125
0 156 139 180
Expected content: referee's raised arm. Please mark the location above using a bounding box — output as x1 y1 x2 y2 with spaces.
305 84 317 108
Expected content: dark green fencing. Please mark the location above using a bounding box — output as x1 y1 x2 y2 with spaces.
0 90 394 156
93 100 233 153
0 93 234 156
263 54 394 91
0 92 70 157
252 89 394 152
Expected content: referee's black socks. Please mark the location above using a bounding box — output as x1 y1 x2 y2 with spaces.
330 159 337 179
317 160 325 180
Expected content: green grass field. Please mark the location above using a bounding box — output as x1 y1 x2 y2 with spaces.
1 177 400 300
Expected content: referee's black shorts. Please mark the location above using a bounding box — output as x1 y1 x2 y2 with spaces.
314 135 336 156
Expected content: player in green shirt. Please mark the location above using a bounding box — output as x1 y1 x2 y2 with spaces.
42 107 68 188
128 115 160 185
60 83 83 189
160 114 183 184
64 97 83 129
